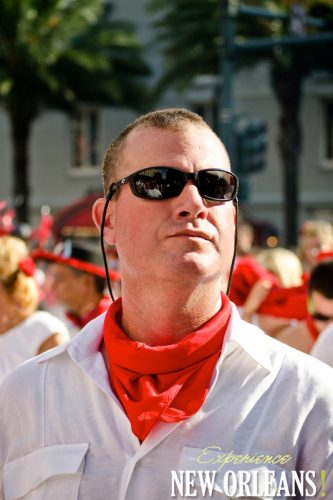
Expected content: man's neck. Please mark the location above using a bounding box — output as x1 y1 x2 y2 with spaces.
120 281 223 346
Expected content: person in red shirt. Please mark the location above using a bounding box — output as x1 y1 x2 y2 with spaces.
230 248 307 337
277 258 333 353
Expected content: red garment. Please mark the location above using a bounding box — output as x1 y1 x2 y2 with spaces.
66 296 112 329
229 256 278 306
31 248 121 281
103 295 232 442
306 314 320 341
258 284 308 320
317 251 333 262
230 256 308 320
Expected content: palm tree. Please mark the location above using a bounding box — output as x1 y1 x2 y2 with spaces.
147 0 333 246
0 0 151 222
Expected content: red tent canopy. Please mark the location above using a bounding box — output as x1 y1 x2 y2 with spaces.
52 191 103 240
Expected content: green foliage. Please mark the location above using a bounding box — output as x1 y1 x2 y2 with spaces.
0 0 152 222
0 0 151 116
147 0 221 90
147 0 333 91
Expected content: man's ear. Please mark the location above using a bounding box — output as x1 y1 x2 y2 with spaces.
92 198 115 245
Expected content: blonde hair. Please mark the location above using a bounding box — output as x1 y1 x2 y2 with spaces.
298 220 333 261
256 247 303 288
0 236 38 317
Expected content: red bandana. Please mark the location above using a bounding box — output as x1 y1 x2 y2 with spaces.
258 284 308 320
103 294 232 441
306 314 320 341
66 296 111 329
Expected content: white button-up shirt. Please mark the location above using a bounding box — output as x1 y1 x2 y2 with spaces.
1 305 333 499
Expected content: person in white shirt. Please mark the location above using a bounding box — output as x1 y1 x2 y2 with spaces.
0 235 69 383
1 109 333 500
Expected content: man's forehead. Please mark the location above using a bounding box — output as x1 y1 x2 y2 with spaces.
120 124 229 168
125 123 219 145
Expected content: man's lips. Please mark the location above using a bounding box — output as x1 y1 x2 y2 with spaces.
169 230 212 242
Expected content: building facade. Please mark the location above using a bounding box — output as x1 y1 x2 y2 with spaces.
0 0 332 243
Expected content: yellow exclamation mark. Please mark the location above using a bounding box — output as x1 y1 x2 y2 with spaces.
321 470 326 497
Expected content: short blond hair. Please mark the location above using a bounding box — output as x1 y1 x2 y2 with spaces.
0 236 38 316
298 220 333 260
102 108 215 195
256 247 303 288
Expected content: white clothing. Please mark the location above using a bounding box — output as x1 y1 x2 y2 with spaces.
1 306 333 499
45 305 81 338
311 323 333 368
0 310 69 383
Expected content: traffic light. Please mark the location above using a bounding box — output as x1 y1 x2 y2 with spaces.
235 116 267 174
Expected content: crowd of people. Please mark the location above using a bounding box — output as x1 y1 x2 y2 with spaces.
2 213 332 371
230 217 333 360
0 107 333 498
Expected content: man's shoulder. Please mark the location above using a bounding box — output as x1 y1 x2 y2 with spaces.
0 342 67 400
229 312 287 372
0 313 105 396
275 336 332 405
259 320 332 370
233 314 333 392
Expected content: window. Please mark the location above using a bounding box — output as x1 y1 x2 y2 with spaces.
71 107 100 168
321 99 333 169
324 100 333 161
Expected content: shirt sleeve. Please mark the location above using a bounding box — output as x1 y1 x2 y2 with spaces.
26 311 70 356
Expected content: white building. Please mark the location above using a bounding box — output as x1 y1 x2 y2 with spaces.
1 0 332 242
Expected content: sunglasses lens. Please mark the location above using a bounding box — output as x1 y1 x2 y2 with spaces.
131 167 237 201
312 312 332 322
199 170 236 200
133 168 164 199
133 168 184 199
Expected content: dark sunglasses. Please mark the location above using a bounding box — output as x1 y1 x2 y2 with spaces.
311 312 333 322
108 166 239 202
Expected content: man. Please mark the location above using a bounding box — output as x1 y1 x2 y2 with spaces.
32 239 120 336
277 258 333 353
1 109 333 499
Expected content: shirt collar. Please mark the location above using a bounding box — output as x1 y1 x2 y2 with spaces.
222 303 284 373
38 304 282 377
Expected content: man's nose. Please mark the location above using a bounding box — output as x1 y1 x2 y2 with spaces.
172 181 209 220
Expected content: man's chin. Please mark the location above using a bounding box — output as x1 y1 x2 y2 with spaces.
164 252 223 280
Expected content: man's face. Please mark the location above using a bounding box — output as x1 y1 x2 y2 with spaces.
310 290 333 333
100 124 236 290
47 263 86 311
